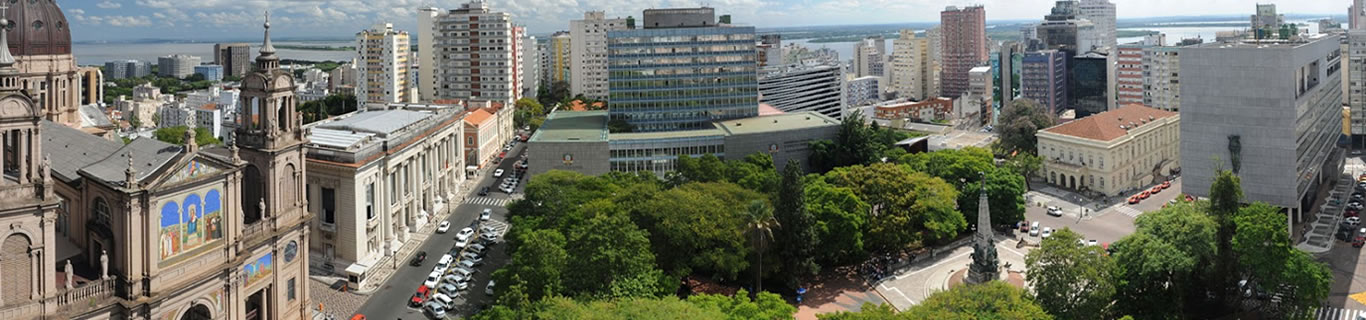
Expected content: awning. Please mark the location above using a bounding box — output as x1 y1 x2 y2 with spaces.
344 262 370 277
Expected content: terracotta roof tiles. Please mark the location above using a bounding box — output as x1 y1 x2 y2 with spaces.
1040 104 1176 141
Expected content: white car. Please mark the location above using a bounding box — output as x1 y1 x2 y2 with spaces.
1349 216 1362 227
456 227 475 241
486 279 496 295
436 221 451 233
493 169 505 178
480 209 492 221
424 271 442 289
431 293 455 309
1041 227 1054 239
425 301 447 318
1046 206 1063 217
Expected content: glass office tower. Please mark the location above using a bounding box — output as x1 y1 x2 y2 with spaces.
607 23 758 132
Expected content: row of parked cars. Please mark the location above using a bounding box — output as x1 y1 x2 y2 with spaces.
409 210 502 318
1127 180 1172 204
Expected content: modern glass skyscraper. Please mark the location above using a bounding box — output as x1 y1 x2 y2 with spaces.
607 8 758 132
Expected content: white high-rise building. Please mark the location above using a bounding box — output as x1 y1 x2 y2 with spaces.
157 54 201 78
418 7 441 102
852 36 885 78
889 29 920 100
1142 46 1180 111
570 11 627 100
435 1 521 104
355 22 412 103
522 34 541 98
1349 30 1366 137
1079 0 1116 51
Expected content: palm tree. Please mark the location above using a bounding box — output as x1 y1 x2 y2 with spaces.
744 200 780 296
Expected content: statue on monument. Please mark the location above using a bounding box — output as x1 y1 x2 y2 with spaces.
100 249 109 280
64 259 73 290
967 172 1000 284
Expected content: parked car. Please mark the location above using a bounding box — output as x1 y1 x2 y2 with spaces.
478 186 490 196
486 280 496 295
410 285 430 307
458 259 481 269
1041 227 1054 238
424 302 447 318
1029 222 1041 237
442 274 465 285
481 231 500 243
409 251 427 267
1140 190 1151 199
1046 206 1063 217
438 283 460 297
1347 216 1361 227
431 293 455 309
1354 228 1366 248
480 209 492 221
1128 196 1140 204
453 267 477 279
436 221 451 233
461 251 482 261
493 169 505 178
424 271 442 289
1018 221 1030 232
1161 180 1171 189
456 227 475 241
468 243 489 255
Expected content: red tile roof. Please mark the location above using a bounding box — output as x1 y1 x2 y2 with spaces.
1040 104 1177 141
464 109 494 126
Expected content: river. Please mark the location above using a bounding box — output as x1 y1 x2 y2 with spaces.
72 41 356 66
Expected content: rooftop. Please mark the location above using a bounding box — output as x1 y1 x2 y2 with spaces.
969 66 992 73
530 111 609 143
716 111 838 135
612 126 727 141
1189 33 1332 49
1040 104 1178 142
463 109 494 126
41 121 122 183
80 137 183 186
317 109 434 137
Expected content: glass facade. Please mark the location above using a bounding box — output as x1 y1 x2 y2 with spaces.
608 135 726 175
608 27 759 132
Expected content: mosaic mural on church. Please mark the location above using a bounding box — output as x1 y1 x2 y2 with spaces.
167 159 221 186
243 252 273 288
158 188 224 265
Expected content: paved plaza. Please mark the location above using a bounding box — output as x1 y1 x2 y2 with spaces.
875 235 1031 311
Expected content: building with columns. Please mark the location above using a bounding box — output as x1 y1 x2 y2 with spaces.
7 12 314 320
1037 104 1179 197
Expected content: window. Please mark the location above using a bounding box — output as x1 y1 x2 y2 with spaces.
365 183 375 220
389 173 397 205
322 188 336 224
287 278 296 301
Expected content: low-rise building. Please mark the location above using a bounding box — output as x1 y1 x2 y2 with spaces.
303 105 466 284
1037 104 1179 197
116 83 164 128
873 98 955 121
463 108 500 168
529 111 839 177
847 75 881 106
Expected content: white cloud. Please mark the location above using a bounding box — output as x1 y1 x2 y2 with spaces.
70 8 86 16
102 16 153 27
96 1 122 9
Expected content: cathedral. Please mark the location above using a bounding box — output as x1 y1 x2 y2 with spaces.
0 3 311 320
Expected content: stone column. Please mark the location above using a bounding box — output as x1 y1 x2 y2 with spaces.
29 249 38 300
18 128 27 183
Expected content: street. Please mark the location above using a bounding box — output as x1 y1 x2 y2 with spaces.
350 136 528 320
1019 178 1181 246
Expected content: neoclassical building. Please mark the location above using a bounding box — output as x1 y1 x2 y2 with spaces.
0 12 311 320
5 0 85 127
1036 104 1180 197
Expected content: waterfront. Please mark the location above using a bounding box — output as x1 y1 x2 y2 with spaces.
73 41 355 66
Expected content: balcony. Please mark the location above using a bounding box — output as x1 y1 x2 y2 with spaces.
49 278 119 316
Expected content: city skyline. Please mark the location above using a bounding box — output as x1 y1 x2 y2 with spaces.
67 0 1348 41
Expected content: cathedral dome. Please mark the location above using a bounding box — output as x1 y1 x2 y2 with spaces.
3 0 71 56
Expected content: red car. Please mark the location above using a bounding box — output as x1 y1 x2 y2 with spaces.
1150 186 1162 194
1161 181 1172 189
1354 234 1365 248
1018 221 1030 232
1347 209 1360 218
410 285 430 307
1128 196 1140 204
1140 191 1151 199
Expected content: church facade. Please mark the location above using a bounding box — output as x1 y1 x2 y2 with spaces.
0 6 311 320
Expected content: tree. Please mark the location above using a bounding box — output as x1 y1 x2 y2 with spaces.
743 200 779 295
152 126 221 146
817 303 900 320
901 148 1027 228
184 73 206 82
686 288 797 320
128 113 142 128
493 228 568 302
539 80 570 107
727 153 780 194
807 110 909 172
1025 228 1116 320
774 160 819 287
902 281 1053 320
805 177 870 265
636 182 757 279
1001 152 1043 188
514 98 545 128
995 99 1055 156
1233 203 1330 319
820 163 964 251
562 200 671 298
1110 204 1217 319
1208 169 1242 310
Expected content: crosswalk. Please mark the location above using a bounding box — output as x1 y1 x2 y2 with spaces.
465 197 510 207
1114 205 1143 218
1316 307 1366 320
482 219 511 237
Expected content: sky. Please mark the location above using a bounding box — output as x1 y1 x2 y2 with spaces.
60 0 1346 42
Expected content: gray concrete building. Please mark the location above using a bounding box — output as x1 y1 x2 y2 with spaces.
158 54 201 78
1180 34 1344 225
213 43 250 78
759 63 847 119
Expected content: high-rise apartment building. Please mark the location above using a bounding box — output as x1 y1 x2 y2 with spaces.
889 30 920 99
550 32 572 84
521 34 541 97
213 43 250 77
355 23 412 103
571 11 628 100
758 34 783 67
1142 46 1180 111
853 36 886 78
1115 44 1145 105
1180 34 1342 225
418 7 441 102
759 63 846 119
434 1 521 104
607 7 757 131
1349 30 1366 139
1078 0 1116 51
158 54 201 78
104 59 150 79
1038 1 1084 55
1352 0 1365 30
940 5 988 98
1022 49 1068 115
